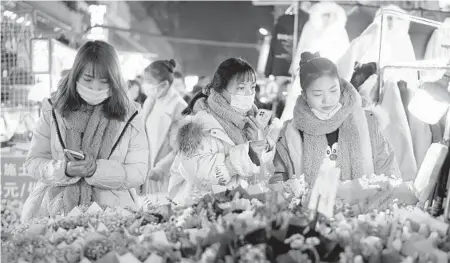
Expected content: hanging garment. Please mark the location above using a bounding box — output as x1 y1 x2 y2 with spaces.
422 77 450 142
337 4 416 85
380 80 418 180
397 81 433 169
264 12 309 77
291 2 349 68
281 2 349 122
357 74 380 107
423 17 450 81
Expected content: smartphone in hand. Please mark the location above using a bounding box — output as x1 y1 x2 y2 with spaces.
63 149 85 160
255 109 272 127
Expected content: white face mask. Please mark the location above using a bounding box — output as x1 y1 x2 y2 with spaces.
143 82 167 98
311 103 342 120
76 82 110 105
229 92 255 113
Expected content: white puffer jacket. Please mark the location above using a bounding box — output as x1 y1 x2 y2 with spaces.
168 110 277 206
22 100 148 221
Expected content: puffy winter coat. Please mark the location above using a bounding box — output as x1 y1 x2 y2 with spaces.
168 111 275 205
21 99 148 221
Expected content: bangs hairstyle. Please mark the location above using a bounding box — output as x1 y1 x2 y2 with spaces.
181 58 256 116
299 52 339 90
209 58 256 93
52 40 129 121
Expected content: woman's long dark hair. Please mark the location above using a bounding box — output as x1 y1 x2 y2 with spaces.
52 40 129 121
181 92 207 115
182 58 256 115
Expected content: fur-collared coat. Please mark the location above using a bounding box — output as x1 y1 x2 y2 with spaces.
168 110 276 206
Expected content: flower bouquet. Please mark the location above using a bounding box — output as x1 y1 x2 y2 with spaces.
1 199 22 240
2 179 449 263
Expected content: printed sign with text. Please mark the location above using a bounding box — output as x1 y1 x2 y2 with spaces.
1 155 36 204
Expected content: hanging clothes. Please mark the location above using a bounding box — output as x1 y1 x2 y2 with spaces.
291 2 349 68
397 81 433 169
380 81 418 180
337 4 432 172
264 12 309 77
375 6 417 90
281 2 349 122
423 17 450 81
337 4 416 85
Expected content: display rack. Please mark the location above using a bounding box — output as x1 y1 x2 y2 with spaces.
378 8 450 100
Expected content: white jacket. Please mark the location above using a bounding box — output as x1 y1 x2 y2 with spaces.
423 17 450 81
168 111 274 206
142 88 187 194
337 5 416 83
291 1 349 70
22 100 148 221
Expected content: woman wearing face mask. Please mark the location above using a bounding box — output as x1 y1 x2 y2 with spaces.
140 59 187 195
21 41 148 221
168 58 275 205
128 79 147 105
271 52 400 184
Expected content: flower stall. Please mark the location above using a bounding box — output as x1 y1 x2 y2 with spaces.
2 174 449 263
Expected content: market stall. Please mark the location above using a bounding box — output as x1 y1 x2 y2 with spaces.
2 2 450 263
2 176 449 263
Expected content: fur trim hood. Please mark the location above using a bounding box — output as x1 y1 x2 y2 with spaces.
174 114 208 156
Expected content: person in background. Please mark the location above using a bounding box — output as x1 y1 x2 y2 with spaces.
191 76 209 97
141 59 187 195
254 84 272 110
128 79 147 105
273 79 290 119
168 58 276 205
22 40 148 221
172 71 188 101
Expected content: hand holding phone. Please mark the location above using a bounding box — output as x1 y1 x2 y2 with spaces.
255 109 272 128
64 149 85 160
64 149 96 178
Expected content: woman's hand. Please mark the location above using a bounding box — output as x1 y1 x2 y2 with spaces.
244 117 264 141
249 140 266 155
248 140 267 166
84 155 97 177
65 154 96 178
